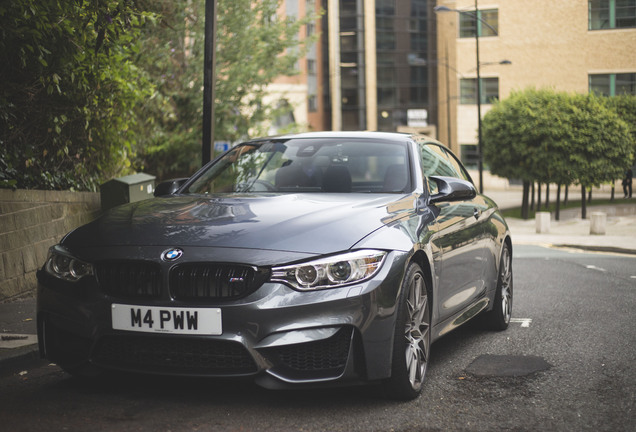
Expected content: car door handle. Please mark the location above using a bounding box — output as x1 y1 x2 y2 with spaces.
473 208 482 220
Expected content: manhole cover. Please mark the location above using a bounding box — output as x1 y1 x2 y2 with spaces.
466 354 551 377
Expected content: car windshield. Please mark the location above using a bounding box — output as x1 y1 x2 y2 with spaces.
185 138 411 194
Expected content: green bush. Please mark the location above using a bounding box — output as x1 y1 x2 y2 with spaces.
0 0 155 190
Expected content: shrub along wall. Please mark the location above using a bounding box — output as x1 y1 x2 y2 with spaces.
0 189 101 301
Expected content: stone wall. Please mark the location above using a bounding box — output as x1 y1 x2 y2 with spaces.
0 189 101 302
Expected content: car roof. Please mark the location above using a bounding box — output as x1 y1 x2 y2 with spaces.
246 131 439 145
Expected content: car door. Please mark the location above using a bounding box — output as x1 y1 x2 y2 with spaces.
419 142 489 324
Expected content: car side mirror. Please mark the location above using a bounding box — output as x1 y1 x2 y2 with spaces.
153 178 189 197
428 176 477 204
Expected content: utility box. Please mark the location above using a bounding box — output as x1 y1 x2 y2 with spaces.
100 173 156 211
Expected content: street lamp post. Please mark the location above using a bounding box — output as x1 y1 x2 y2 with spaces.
434 1 503 194
202 0 218 165
474 1 483 193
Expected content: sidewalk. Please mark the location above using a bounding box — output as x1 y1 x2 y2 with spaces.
485 187 636 255
1 186 635 370
0 295 39 370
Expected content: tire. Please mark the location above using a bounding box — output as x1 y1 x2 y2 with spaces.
484 242 513 331
384 262 431 400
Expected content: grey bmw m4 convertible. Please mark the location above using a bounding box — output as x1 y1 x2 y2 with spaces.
37 131 512 400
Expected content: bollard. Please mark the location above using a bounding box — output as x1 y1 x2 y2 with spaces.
535 212 551 234
590 212 606 235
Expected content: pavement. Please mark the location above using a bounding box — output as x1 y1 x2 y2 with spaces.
1 186 635 370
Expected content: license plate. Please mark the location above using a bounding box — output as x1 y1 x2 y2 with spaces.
111 304 222 335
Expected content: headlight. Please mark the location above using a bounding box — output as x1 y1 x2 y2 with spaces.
271 250 387 291
44 246 94 282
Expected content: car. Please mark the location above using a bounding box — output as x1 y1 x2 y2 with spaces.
37 131 512 400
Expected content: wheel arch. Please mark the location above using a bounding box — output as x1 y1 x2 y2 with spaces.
500 234 513 271
410 249 434 304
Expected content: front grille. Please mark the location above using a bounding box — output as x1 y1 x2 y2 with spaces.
268 327 353 372
170 264 269 301
93 335 257 375
96 261 162 299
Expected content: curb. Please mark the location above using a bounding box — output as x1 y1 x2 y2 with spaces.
0 343 40 374
553 244 636 255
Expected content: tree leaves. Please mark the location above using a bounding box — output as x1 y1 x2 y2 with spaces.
132 0 320 181
482 89 635 218
483 88 635 188
1 0 155 191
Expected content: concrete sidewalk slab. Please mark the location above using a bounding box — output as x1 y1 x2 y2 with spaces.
0 297 39 371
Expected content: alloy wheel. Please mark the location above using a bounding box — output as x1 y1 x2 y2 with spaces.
404 272 430 391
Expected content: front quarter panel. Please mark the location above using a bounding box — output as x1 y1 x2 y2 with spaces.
481 195 512 294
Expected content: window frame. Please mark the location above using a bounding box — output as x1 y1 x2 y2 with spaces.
459 77 500 105
589 73 636 96
589 0 636 30
459 8 499 38
418 141 473 195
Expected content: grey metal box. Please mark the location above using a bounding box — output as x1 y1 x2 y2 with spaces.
100 173 156 211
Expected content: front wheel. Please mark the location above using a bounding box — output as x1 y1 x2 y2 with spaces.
484 242 513 331
384 263 431 400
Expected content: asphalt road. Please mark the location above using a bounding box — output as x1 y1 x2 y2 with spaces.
1 245 634 432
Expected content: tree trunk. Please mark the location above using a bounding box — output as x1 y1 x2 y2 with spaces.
611 180 615 201
545 183 550 210
581 186 587 220
521 180 530 220
588 189 592 204
530 182 535 211
556 184 561 221
537 183 542 211
565 184 569 206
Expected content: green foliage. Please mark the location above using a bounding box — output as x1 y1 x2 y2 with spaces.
0 0 155 191
563 93 633 187
133 0 320 181
603 94 636 152
1 0 319 189
483 88 635 188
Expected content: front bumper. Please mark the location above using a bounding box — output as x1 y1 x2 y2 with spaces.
37 250 407 387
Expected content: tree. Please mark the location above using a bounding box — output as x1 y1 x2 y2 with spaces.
563 93 634 218
0 0 155 190
482 89 634 219
604 95 636 155
482 89 574 219
133 0 319 181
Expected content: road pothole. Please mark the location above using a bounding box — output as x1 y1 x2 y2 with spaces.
466 354 551 377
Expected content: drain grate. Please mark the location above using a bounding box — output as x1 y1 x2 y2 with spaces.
0 333 38 349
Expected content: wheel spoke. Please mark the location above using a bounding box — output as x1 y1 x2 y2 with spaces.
499 247 512 322
403 273 430 389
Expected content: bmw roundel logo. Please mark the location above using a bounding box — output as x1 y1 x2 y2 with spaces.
162 248 183 262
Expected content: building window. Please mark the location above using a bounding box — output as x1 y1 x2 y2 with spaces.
459 9 498 38
307 59 316 75
589 73 636 95
460 144 479 169
271 99 295 133
308 95 318 112
460 78 499 104
589 0 636 30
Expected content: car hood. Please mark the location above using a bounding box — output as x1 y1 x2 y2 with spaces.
63 194 417 254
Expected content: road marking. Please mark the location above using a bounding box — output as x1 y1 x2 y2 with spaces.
586 265 606 272
510 318 532 328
